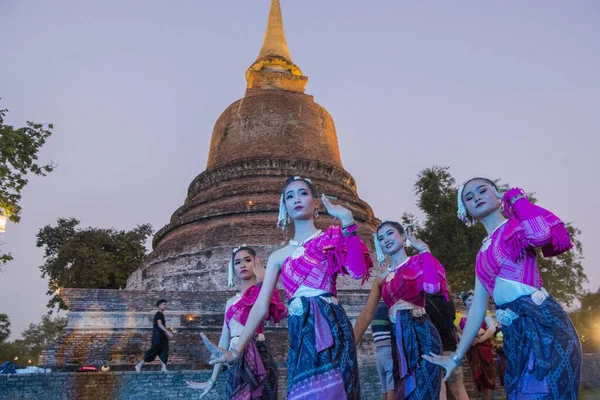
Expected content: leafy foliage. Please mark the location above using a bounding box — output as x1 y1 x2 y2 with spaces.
0 314 67 365
0 314 10 344
0 101 55 265
36 218 152 310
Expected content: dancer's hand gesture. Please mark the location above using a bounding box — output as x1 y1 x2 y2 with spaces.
321 194 353 225
406 226 429 253
186 380 214 398
201 333 237 365
422 352 457 381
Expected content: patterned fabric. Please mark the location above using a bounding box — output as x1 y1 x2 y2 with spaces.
281 225 372 300
459 314 495 391
499 295 581 400
226 339 278 400
287 295 360 400
391 310 442 400
371 301 392 348
226 283 287 334
476 191 572 295
381 253 449 308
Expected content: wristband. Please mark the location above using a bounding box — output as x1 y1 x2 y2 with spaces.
450 352 462 367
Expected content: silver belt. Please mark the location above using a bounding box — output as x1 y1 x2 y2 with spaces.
496 288 549 327
289 295 338 316
229 333 265 351
389 307 426 323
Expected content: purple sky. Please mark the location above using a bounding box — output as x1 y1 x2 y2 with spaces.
1 0 598 338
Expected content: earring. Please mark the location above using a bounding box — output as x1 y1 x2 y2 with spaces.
314 209 319 217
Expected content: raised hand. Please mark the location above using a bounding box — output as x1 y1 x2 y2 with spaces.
186 380 214 398
321 194 353 224
422 352 457 381
200 333 237 365
405 226 429 253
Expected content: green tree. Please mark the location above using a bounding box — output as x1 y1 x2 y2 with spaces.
0 314 10 343
409 166 586 306
0 314 67 365
0 101 55 265
569 288 600 352
36 218 153 310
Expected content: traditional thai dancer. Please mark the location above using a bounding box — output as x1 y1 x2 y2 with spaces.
456 290 496 400
200 176 372 400
187 245 286 399
354 221 448 400
424 178 581 399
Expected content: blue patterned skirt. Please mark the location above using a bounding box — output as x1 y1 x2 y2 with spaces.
390 311 442 400
498 294 581 400
287 295 360 400
226 339 278 400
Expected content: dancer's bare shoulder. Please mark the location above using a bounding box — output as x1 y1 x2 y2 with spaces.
268 245 295 269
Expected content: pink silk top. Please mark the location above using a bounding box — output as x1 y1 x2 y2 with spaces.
381 252 449 308
280 225 372 300
475 188 573 296
225 283 287 334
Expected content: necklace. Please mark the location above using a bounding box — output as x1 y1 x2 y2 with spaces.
289 229 322 259
385 256 411 283
481 219 508 251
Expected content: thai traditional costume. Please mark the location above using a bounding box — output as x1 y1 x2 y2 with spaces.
381 252 449 400
458 313 495 392
225 283 287 400
475 188 581 399
281 225 372 400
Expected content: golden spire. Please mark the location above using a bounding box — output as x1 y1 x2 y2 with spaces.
246 0 307 93
256 0 292 62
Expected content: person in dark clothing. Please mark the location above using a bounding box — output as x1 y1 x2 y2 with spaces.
426 293 469 400
135 299 173 372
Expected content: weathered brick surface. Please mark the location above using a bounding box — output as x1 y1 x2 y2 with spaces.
2 355 599 400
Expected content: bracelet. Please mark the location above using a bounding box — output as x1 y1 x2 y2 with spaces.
231 348 241 359
450 352 462 367
341 219 357 229
509 193 525 205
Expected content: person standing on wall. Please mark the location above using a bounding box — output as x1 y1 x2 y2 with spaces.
135 299 173 372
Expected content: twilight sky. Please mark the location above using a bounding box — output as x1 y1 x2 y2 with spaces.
1 0 598 338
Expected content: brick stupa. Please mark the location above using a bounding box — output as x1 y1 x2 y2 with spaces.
126 0 378 293
41 0 379 380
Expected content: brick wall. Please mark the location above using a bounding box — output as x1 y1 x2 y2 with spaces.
2 355 599 400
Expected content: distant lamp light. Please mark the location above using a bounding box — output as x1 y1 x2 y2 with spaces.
14 356 18 361
186 315 194 322
28 359 32 364
54 287 61 295
0 213 7 233
248 200 254 205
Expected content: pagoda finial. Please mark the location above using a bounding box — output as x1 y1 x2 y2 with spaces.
246 0 307 93
256 0 292 62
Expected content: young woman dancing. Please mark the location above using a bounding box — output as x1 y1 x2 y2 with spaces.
424 178 581 399
187 246 286 399
354 221 448 399
199 176 372 399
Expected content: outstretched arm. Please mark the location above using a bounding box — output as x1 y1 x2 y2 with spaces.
423 277 489 380
353 277 383 343
187 316 230 395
